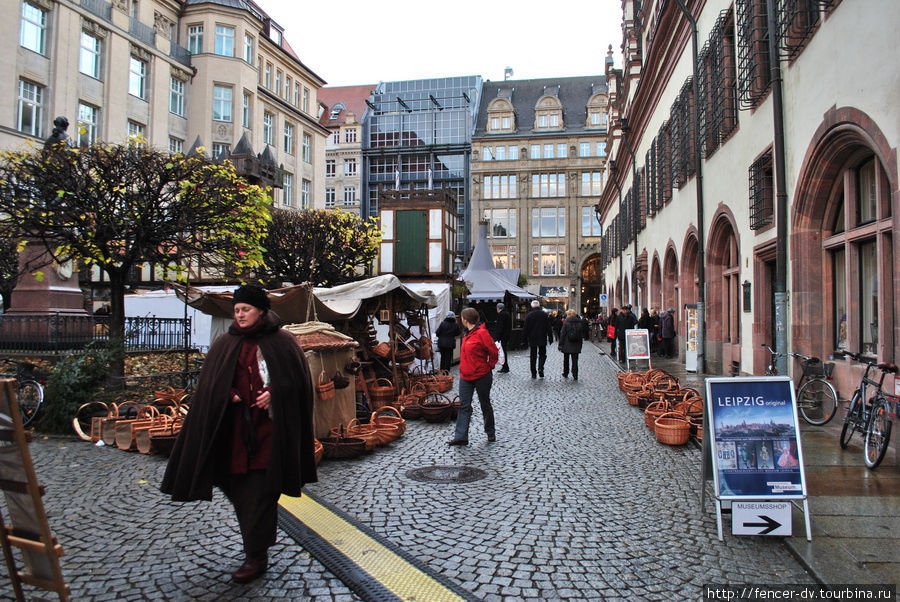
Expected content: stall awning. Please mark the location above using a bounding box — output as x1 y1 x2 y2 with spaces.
174 282 355 323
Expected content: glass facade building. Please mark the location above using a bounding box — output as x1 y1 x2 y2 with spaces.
362 76 482 256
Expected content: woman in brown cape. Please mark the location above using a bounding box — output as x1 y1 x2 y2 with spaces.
161 284 317 583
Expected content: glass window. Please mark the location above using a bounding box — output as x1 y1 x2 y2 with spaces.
531 207 566 237
242 92 251 127
20 2 46 54
581 206 602 237
579 142 590 157
482 147 493 161
187 25 202 54
557 143 567 158
243 33 253 63
77 103 98 146
301 179 311 209
283 122 294 154
169 77 185 116
325 187 335 208
581 172 603 196
491 245 517 269
303 87 310 113
590 111 601 125
856 158 877 224
128 57 147 99
262 111 273 144
531 173 566 197
484 208 516 238
344 128 357 143
550 114 559 127
508 146 519 160
212 85 232 122
544 144 553 158
490 117 500 130
302 133 311 163
501 116 511 129
80 32 101 78
17 80 43 137
168 137 183 154
344 158 357 176
214 25 234 56
343 186 357 206
130 0 138 19
531 244 567 276
483 175 517 200
326 159 335 177
331 130 340 145
597 142 607 157
127 121 144 140
285 76 292 100
264 63 272 89
531 144 542 158
275 70 282 96
282 173 293 206
294 83 300 107
858 240 878 355
212 142 229 158
539 115 548 128
832 248 846 350
495 146 506 161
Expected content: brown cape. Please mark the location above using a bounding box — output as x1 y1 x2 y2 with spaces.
160 313 317 501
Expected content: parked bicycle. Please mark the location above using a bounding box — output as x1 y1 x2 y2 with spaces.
837 350 897 469
0 358 46 427
761 344 839 425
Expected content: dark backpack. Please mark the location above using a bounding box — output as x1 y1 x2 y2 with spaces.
568 323 582 342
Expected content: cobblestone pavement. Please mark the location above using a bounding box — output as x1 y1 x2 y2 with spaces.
2 342 815 600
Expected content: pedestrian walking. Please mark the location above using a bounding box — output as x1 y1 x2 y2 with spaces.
435 311 461 371
523 300 552 378
550 311 563 343
649 308 661 355
161 284 317 584
659 307 676 358
606 308 618 356
558 309 585 380
491 303 511 373
615 305 638 363
448 307 498 446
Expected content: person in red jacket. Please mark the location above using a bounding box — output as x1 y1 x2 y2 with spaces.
449 307 499 446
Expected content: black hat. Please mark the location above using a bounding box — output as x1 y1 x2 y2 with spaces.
233 284 270 311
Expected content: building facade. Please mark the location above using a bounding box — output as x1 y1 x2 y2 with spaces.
4 0 329 291
361 76 483 260
597 0 899 389
471 77 608 314
317 85 375 215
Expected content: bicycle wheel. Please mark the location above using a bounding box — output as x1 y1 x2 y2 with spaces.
863 399 893 469
839 394 861 448
797 378 839 425
17 380 44 427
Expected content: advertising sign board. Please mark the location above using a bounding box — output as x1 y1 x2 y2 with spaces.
625 328 650 360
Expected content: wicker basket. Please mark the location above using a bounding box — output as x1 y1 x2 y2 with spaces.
332 419 378 451
433 370 454 393
655 412 691 445
644 401 670 429
316 372 335 400
413 337 433 360
371 341 392 359
420 392 454 423
369 378 395 409
153 386 188 406
313 438 324 465
73 401 112 442
371 405 405 441
319 426 367 459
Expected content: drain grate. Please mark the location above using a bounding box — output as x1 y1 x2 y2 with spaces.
405 465 487 484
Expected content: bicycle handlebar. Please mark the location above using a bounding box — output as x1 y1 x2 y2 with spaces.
836 350 898 373
759 344 819 363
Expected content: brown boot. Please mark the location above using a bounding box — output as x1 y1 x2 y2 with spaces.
232 554 268 583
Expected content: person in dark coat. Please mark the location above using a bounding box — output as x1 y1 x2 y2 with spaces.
648 309 661 354
161 284 316 584
523 300 552 378
659 307 676 358
558 309 585 380
637 307 651 331
491 303 512 373
550 311 563 343
435 311 462 371
615 304 638 362
606 308 618 355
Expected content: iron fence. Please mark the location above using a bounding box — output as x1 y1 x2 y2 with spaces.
0 314 190 353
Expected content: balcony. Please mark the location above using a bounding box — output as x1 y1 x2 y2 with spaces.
129 16 156 48
80 0 112 21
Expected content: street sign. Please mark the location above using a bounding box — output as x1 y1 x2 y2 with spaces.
732 501 792 536
599 293 608 307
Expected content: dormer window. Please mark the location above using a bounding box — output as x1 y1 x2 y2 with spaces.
534 96 563 130
328 102 345 120
487 98 515 133
586 92 608 129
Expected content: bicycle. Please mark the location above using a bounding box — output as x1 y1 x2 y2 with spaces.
837 351 896 461
864 388 896 469
0 358 46 428
761 344 839 425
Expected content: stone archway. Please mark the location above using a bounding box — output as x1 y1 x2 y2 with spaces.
579 254 603 316
706 207 741 375
650 253 662 312
662 246 678 315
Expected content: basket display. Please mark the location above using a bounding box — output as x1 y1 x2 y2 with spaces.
319 425 367 460
654 412 691 445
371 405 406 441
371 341 392 359
433 370 454 393
316 372 335 400
369 378 395 409
413 337 433 360
419 392 454 423
643 401 670 429
332 419 379 451
153 387 188 406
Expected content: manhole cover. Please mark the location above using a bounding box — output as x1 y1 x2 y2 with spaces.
405 465 487 484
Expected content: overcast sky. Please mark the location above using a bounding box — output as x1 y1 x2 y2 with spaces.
261 0 623 87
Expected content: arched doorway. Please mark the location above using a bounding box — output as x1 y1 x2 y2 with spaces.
707 209 741 375
681 230 699 308
662 247 679 314
580 254 603 317
792 107 897 394
650 253 662 311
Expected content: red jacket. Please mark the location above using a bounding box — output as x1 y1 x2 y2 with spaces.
459 323 499 381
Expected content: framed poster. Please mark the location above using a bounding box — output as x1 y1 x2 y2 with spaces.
625 328 650 360
704 377 807 500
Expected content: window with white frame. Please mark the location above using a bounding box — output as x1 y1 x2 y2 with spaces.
214 25 234 56
275 70 282 96
482 175 517 200
482 147 495 161
344 158 357 176
187 25 203 54
285 76 292 101
283 122 294 154
331 130 340 144
344 128 357 143
532 244 567 276
508 146 519 160
501 116 511 129
168 137 183 154
169 77 185 116
539 115 548 128
484 208 516 238
294 83 300 107
589 111 603 126
550 114 559 127
77 103 98 146
325 187 335 207
530 145 540 159
212 142 229 158
282 173 293 206
543 143 554 159
127 120 145 141
242 91 251 127
264 63 271 89
326 159 335 177
302 133 311 163
80 32 102 78
581 206 602 237
20 2 46 54
531 173 567 197
17 80 43 137
579 142 590 157
343 186 356 206
212 85 232 121
129 56 147 99
597 142 607 157
491 245 517 269
490 117 500 130
130 0 138 19
243 33 253 63
557 143 567 158
262 111 273 144
531 207 566 237
301 179 310 209
580 172 603 196
302 87 310 113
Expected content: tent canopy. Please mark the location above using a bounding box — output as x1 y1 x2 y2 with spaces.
460 222 535 302
314 274 438 314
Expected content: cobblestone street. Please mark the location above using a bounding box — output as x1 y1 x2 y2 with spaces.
4 343 815 600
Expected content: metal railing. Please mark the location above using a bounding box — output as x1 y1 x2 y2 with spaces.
170 43 192 66
80 0 112 21
129 16 156 47
0 314 190 353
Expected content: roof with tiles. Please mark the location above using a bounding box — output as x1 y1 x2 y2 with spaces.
474 75 608 138
317 85 377 128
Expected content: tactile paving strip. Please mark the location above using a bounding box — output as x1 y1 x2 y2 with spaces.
279 493 475 602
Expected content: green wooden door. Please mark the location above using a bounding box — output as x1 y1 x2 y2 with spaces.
395 210 427 273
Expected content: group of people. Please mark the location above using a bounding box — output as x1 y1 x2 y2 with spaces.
598 305 678 362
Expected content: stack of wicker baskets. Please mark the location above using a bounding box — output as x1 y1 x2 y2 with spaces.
620 368 703 445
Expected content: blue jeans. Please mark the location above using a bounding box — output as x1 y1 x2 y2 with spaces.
453 372 495 441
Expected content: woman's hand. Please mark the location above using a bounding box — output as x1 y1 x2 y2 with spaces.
252 388 271 411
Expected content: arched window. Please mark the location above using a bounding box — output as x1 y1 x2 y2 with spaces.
487 99 515 133
534 96 563 130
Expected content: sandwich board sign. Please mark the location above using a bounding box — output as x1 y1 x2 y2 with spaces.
624 328 651 370
702 376 811 541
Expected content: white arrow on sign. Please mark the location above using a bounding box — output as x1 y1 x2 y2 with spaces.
732 501 792 536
